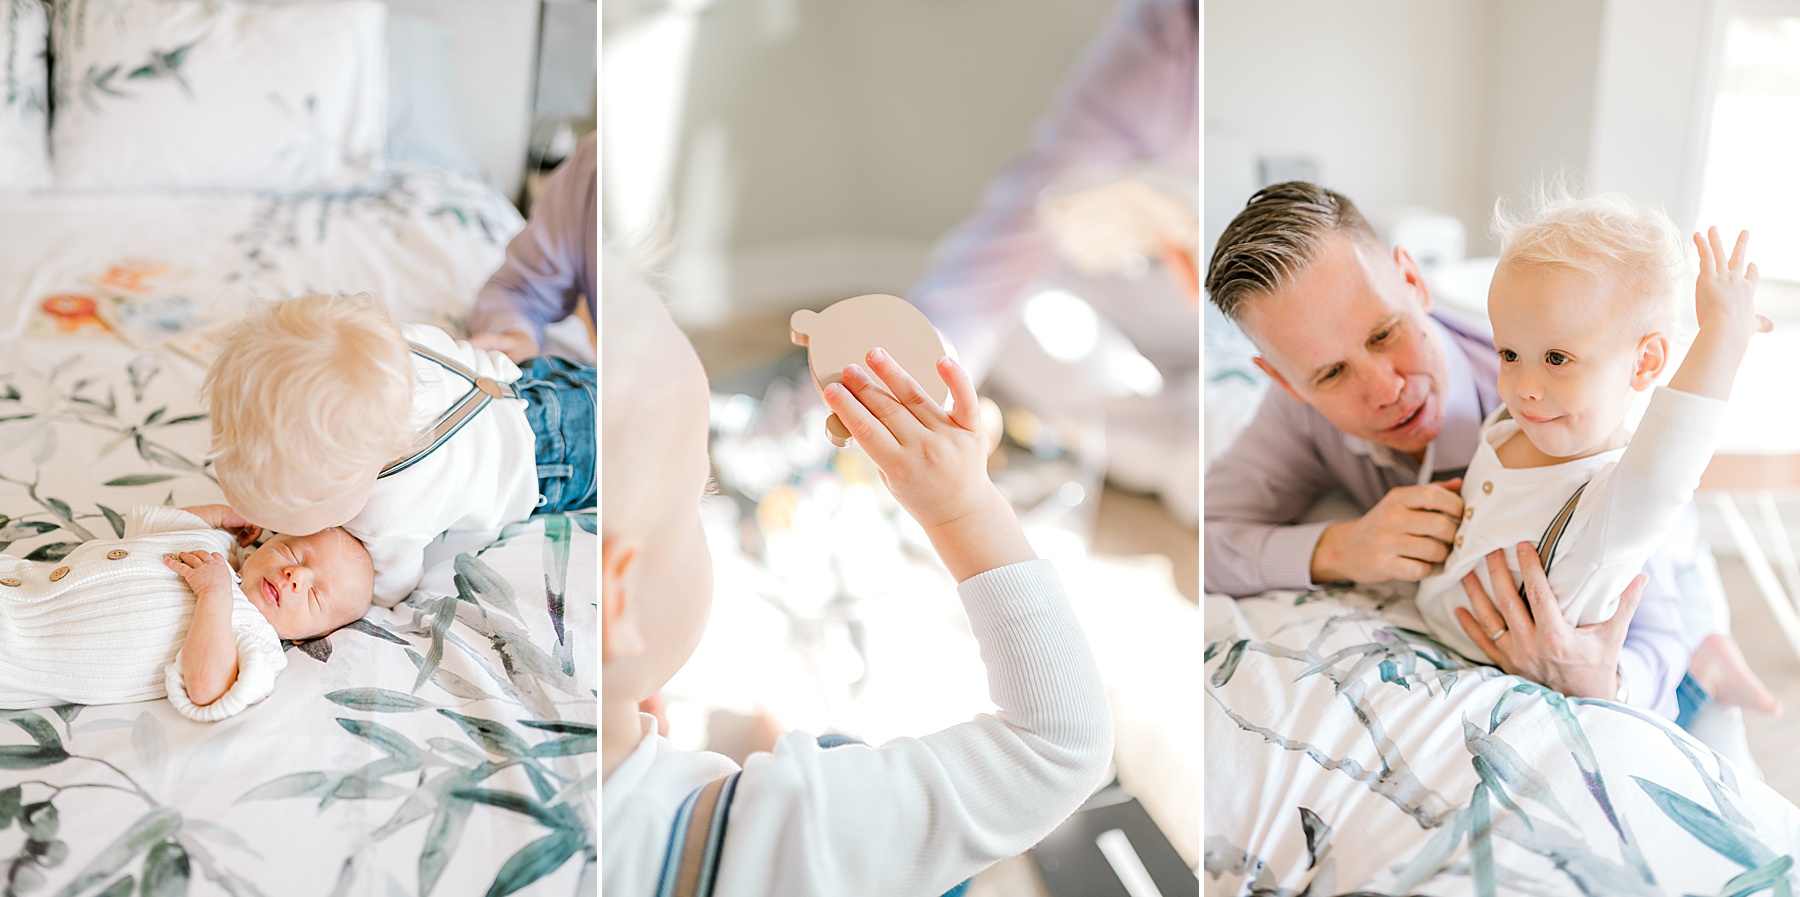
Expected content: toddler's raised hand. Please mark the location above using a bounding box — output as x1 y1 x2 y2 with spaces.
165 550 234 599
1694 227 1771 338
823 349 1033 581
1671 227 1771 401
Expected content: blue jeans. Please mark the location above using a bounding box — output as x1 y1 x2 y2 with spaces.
516 356 595 512
1676 672 1710 730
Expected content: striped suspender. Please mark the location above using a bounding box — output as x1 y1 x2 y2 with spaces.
378 342 520 479
1519 482 1588 600
657 772 740 897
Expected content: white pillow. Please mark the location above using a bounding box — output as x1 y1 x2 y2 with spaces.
51 0 386 191
0 0 49 191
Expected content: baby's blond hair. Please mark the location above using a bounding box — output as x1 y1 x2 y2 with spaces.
1494 189 1686 335
203 293 417 509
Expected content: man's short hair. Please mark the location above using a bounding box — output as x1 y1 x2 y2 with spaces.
1205 181 1382 322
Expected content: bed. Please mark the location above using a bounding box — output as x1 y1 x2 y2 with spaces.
1201 317 1800 894
0 2 596 895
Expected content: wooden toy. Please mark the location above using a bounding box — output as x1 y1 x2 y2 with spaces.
791 294 948 447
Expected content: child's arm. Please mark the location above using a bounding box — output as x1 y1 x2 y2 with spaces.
822 351 1034 581
1668 228 1769 399
178 504 262 548
1562 229 1764 599
165 550 240 706
703 351 1108 894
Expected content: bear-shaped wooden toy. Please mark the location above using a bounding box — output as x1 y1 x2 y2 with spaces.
790 294 949 447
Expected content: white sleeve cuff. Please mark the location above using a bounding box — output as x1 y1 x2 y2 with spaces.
165 626 289 722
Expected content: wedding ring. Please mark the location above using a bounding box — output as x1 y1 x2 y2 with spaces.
1488 626 1507 642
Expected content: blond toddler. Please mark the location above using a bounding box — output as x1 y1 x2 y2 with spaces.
1415 194 1774 716
203 293 595 608
599 253 1113 895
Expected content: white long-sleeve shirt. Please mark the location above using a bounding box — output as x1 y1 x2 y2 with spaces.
0 506 286 721
601 559 1114 896
1417 387 1727 660
346 323 540 607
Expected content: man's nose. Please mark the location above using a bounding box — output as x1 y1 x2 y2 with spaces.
1367 363 1405 407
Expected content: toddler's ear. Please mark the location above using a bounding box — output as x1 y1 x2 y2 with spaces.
1631 333 1671 389
601 538 646 664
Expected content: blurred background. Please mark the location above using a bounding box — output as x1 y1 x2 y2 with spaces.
604 0 1111 324
1206 0 1800 805
606 0 1202 892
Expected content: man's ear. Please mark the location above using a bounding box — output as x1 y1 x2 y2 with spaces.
1393 245 1434 314
1631 332 1671 389
601 536 645 665
1253 356 1305 403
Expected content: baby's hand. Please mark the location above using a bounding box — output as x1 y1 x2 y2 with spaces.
1694 228 1772 339
165 550 234 599
822 349 991 529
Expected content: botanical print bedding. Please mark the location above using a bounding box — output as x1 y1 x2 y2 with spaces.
1204 587 1800 897
0 163 523 344
0 167 596 895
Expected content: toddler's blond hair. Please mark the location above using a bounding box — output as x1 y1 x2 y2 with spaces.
1494 189 1686 335
203 293 417 509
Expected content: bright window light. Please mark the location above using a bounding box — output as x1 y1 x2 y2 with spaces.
1696 13 1800 283
1023 289 1100 362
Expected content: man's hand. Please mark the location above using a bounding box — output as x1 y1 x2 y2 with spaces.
1311 478 1463 583
469 329 540 364
1453 542 1642 700
180 504 261 547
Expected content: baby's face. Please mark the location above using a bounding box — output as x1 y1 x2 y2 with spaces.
1488 260 1657 459
239 528 374 640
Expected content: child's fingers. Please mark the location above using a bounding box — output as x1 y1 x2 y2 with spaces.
1758 314 1774 333
1695 231 1715 273
864 348 949 429
1709 227 1728 274
1728 230 1751 273
822 380 902 460
939 356 981 431
839 363 927 444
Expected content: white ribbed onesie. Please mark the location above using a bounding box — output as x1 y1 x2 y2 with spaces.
0 506 286 721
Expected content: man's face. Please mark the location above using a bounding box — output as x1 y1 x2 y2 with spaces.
1238 231 1451 457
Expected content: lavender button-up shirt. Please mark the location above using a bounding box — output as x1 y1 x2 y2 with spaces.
908 0 1198 385
467 135 597 350
1205 313 1699 720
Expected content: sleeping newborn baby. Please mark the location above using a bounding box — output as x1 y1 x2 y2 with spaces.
0 503 372 721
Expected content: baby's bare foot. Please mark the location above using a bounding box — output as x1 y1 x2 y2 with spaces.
1691 633 1783 716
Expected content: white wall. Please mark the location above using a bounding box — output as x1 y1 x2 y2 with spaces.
1204 0 1500 252
1205 0 1716 258
1587 0 1717 228
604 0 1116 326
